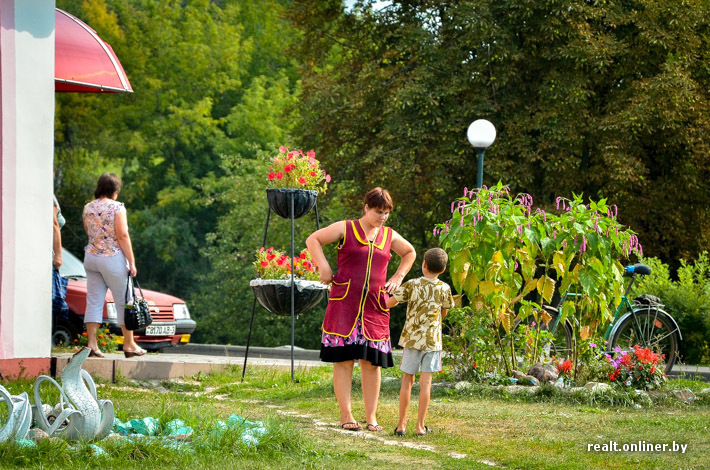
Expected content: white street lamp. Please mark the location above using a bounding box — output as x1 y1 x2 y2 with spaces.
467 119 497 188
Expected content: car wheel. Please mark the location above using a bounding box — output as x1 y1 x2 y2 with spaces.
52 318 79 346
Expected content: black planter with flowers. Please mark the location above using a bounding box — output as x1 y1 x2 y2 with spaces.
242 146 330 383
250 279 328 316
266 188 318 219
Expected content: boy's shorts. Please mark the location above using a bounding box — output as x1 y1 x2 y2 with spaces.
399 348 442 375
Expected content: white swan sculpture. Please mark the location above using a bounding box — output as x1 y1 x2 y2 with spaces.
31 347 114 440
0 387 32 442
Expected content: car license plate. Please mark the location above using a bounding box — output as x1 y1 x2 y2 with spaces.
145 325 176 336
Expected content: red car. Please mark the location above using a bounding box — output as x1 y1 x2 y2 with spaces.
53 249 196 350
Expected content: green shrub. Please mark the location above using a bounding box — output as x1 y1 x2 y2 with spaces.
632 252 710 364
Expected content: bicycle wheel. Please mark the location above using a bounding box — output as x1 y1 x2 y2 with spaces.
514 308 574 362
610 308 679 374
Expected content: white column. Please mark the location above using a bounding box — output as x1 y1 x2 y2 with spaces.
0 0 55 364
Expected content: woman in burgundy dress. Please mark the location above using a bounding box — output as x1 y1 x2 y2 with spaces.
306 187 416 432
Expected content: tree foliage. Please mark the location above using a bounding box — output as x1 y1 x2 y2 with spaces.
54 0 315 346
54 0 300 296
288 0 710 265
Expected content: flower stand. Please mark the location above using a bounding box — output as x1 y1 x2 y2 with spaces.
242 189 323 382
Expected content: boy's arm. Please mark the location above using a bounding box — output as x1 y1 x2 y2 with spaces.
387 281 409 309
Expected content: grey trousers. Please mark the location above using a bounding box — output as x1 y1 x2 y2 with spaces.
84 251 130 325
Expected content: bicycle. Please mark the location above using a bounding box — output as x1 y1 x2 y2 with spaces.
518 263 682 374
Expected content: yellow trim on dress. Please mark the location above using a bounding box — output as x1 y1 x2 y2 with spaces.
336 220 347 249
373 227 389 250
328 279 351 301
376 287 390 312
352 220 369 245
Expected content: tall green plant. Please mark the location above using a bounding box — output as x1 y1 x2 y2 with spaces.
437 182 642 376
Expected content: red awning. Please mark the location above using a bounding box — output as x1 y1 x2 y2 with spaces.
55 8 133 93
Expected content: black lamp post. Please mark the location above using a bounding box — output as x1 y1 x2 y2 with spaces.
466 119 497 189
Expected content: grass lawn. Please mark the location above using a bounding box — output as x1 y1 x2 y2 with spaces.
0 364 708 469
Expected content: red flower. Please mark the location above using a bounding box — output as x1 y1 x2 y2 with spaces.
307 150 316 158
260 261 269 268
298 177 306 185
276 172 283 179
557 359 573 374
268 172 276 180
310 171 317 177
267 253 276 261
284 165 292 173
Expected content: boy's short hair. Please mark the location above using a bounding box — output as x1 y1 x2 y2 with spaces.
424 248 448 274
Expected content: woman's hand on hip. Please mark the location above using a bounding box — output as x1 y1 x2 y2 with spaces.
385 272 405 294
318 265 333 285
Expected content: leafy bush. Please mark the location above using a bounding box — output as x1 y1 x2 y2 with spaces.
442 306 497 380
437 182 642 378
631 253 710 364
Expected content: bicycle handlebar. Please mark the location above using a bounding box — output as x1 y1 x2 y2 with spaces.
625 263 652 276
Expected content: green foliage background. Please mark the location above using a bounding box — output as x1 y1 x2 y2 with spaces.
53 0 710 352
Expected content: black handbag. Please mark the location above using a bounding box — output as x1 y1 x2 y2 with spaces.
124 276 153 331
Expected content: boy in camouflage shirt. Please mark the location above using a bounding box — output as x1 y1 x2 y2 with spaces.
386 248 454 436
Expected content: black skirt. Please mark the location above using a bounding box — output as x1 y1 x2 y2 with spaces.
320 343 394 368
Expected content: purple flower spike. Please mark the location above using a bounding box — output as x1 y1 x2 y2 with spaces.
463 186 468 197
518 225 523 235
460 217 464 227
451 201 455 213
589 343 597 348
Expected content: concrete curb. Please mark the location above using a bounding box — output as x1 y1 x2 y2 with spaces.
51 350 324 382
159 343 321 361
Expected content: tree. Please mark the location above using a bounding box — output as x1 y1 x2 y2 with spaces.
55 0 301 298
288 0 710 266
